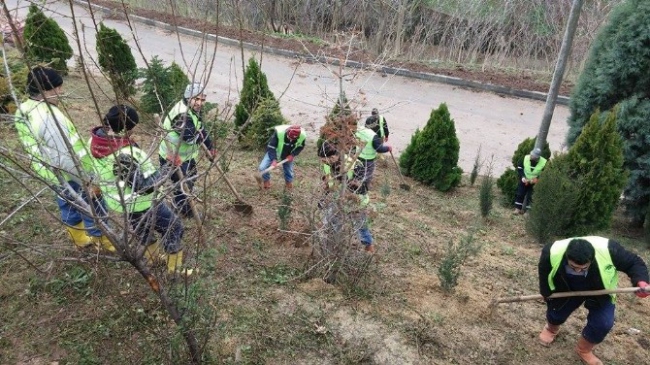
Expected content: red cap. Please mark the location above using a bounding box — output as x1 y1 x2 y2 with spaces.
287 125 301 140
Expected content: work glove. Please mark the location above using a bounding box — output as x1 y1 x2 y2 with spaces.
271 160 278 168
636 281 650 298
521 177 528 184
286 155 294 163
168 154 182 167
88 184 102 199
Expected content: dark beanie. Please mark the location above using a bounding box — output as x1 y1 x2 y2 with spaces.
27 66 63 95
103 105 139 133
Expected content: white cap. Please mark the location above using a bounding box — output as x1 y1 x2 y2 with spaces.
184 82 205 99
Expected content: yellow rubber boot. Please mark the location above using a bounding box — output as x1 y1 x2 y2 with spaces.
575 337 603 365
167 250 194 276
66 223 92 248
91 236 116 253
144 241 165 267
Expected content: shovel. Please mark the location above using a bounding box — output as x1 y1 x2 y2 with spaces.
254 158 289 189
200 145 253 216
389 151 411 191
489 287 648 308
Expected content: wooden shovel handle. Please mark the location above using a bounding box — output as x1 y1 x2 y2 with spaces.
491 287 646 306
259 158 289 176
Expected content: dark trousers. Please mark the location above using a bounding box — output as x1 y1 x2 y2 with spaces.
546 297 615 344
129 202 183 254
514 180 534 210
159 157 197 218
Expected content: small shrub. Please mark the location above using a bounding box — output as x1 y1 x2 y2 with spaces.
139 56 189 114
403 103 462 192
437 230 481 293
0 49 28 114
470 146 482 186
526 154 580 243
479 159 495 218
96 23 137 99
239 98 286 149
234 57 275 138
23 4 73 74
399 128 420 176
278 191 293 230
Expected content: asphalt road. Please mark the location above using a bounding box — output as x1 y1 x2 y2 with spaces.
6 0 571 175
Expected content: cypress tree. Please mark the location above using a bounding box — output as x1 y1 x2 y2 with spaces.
399 128 420 176
565 109 627 233
567 0 650 225
406 103 462 192
139 56 189 114
234 57 275 138
96 23 137 99
23 4 73 74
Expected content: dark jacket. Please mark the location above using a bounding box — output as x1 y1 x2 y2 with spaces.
538 238 649 308
266 130 305 161
364 115 389 139
169 100 214 151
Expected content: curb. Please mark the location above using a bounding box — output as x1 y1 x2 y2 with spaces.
74 0 570 106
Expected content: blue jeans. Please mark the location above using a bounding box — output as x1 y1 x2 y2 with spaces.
129 202 184 254
259 152 294 183
56 181 107 237
353 211 373 246
546 297 615 344
160 157 197 218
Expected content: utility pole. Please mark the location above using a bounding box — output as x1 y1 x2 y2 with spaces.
535 0 584 150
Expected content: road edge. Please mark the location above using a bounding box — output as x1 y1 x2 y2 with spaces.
73 0 571 106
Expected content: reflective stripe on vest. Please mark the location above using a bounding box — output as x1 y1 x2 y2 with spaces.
355 127 377 160
15 99 92 184
321 155 357 188
159 101 202 162
548 236 618 302
378 116 386 138
523 155 547 179
275 125 306 156
98 146 157 213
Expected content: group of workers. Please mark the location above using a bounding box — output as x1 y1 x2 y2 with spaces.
13 66 649 365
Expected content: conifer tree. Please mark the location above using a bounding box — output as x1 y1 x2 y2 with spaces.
567 0 650 225
399 128 420 176
139 56 189 114
404 103 462 192
23 4 73 74
234 57 275 138
565 109 627 233
96 23 137 99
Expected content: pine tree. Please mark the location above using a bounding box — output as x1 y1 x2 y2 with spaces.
406 103 462 192
240 98 286 149
96 23 137 99
234 57 275 139
565 109 627 233
139 56 189 115
567 0 650 225
23 4 73 74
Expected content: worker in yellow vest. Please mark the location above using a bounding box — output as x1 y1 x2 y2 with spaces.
91 105 193 276
258 125 306 190
14 67 114 252
355 123 391 190
514 147 547 214
159 82 216 218
364 108 390 142
538 236 648 364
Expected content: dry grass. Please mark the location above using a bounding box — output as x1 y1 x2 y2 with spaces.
1 71 649 364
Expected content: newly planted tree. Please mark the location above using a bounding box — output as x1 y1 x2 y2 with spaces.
234 57 276 142
139 56 189 115
402 103 462 192
23 4 73 74
96 23 137 99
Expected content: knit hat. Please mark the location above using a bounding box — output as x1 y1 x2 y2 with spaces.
530 147 542 159
371 108 379 115
287 125 301 140
103 105 139 133
184 82 205 99
27 66 63 95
